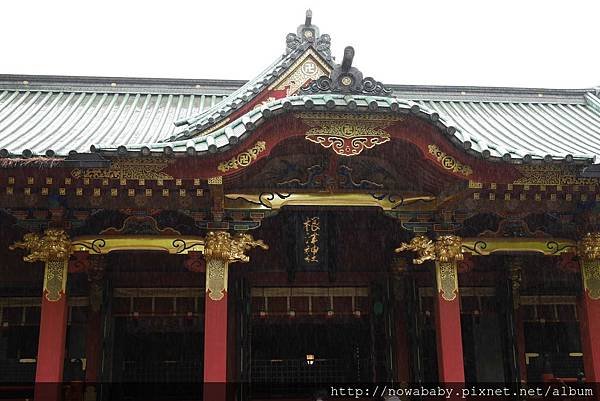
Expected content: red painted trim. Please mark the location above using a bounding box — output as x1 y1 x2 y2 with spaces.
168 114 522 184
34 293 68 401
578 292 600 382
434 292 465 382
204 292 228 401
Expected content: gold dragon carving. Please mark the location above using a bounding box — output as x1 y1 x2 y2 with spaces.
396 235 463 301
579 232 600 300
203 231 268 301
10 229 72 302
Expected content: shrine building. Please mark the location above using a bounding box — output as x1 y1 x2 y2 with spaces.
1 10 600 401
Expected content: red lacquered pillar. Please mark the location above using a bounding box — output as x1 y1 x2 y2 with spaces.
35 259 70 401
396 235 465 385
203 259 229 401
434 261 465 383
201 231 268 401
10 230 72 401
577 233 600 383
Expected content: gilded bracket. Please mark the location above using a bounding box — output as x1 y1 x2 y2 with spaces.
579 232 600 300
203 231 268 301
10 229 72 302
396 235 463 301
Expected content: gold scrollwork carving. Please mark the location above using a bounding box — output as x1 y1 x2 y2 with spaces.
10 229 72 302
395 235 435 264
10 229 72 262
396 235 463 301
395 235 464 265
428 144 473 177
206 259 228 302
436 261 459 301
297 113 398 156
217 141 266 173
203 231 268 301
71 158 174 181
514 165 598 186
579 232 600 300
43 260 68 302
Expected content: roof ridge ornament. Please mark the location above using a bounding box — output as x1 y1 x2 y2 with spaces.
286 9 332 61
299 46 393 97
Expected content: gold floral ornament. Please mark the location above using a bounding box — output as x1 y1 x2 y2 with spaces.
396 235 463 301
10 229 72 302
203 231 268 301
578 232 600 300
297 113 398 156
217 141 266 173
428 144 473 177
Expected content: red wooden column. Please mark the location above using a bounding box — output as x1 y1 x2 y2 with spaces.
204 269 228 401
202 231 268 401
10 229 72 401
396 235 465 384
434 259 465 383
577 233 600 383
35 286 69 401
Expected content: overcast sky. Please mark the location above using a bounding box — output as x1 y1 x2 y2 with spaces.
2 0 599 89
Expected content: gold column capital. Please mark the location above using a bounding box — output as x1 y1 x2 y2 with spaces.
395 235 463 301
203 231 268 301
578 232 600 300
395 234 464 265
578 232 600 261
10 228 72 263
10 229 72 302
203 231 268 263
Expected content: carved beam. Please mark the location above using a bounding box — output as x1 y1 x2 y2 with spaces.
461 237 577 256
225 192 437 211
71 236 204 255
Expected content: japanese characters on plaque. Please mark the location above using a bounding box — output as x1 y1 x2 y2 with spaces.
303 216 321 263
296 212 328 271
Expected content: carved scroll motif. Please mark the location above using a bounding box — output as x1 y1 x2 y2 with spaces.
43 260 68 302
71 158 174 180
436 261 459 301
217 141 267 173
297 113 398 156
428 144 473 177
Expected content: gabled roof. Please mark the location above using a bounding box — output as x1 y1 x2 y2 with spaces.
0 11 599 164
171 10 334 139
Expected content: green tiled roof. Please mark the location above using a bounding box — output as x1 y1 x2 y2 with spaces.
1 75 599 164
